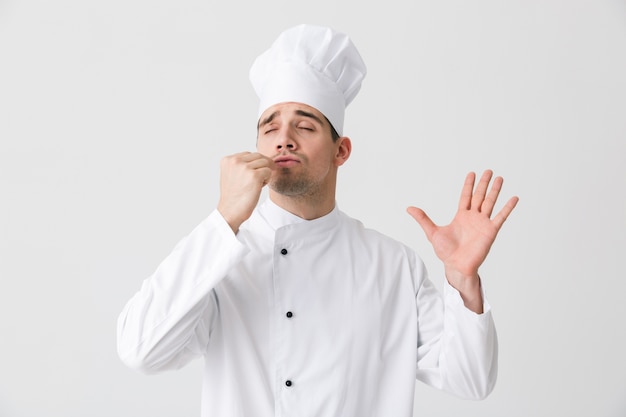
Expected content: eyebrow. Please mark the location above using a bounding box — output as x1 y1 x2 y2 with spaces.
257 109 325 130
258 111 279 129
294 109 324 126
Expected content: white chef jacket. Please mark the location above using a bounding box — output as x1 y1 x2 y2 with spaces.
117 199 497 417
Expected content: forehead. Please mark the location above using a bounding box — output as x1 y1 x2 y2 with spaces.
258 102 327 125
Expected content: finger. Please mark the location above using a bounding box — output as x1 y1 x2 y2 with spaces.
240 152 270 163
407 206 437 242
247 155 275 170
470 170 493 211
481 175 503 217
256 153 276 170
221 152 249 167
458 172 476 211
229 151 253 161
258 167 273 186
492 196 519 230
248 154 274 181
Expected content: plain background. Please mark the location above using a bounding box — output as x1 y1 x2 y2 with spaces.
1 0 625 416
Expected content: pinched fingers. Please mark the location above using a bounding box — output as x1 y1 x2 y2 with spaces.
218 152 275 232
225 152 272 167
220 152 250 172
246 154 275 185
247 154 275 170
222 152 274 182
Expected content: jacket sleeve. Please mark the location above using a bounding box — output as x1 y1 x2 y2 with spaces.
414 261 498 400
116 209 249 374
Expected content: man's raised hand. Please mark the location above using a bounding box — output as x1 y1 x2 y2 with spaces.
217 152 274 233
407 170 518 313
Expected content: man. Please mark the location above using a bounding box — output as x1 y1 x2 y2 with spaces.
117 24 518 416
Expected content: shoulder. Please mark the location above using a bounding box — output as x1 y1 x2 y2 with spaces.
337 209 429 290
337 210 418 262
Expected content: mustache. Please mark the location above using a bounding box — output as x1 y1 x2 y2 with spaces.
272 151 307 162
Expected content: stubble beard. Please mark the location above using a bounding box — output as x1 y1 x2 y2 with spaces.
269 168 319 198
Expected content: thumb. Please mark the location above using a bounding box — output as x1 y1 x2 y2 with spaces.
406 206 436 241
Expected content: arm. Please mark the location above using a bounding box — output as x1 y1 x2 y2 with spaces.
117 152 274 373
409 170 516 398
414 273 498 400
116 210 248 373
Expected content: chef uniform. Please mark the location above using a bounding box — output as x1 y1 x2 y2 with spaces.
117 24 498 417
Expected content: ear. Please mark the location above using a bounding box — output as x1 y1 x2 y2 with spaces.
334 136 352 167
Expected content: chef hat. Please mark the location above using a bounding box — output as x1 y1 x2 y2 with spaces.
249 24 367 136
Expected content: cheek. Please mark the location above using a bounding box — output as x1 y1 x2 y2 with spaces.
256 139 272 156
312 150 337 173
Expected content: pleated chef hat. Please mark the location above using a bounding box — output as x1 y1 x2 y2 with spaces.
249 24 367 136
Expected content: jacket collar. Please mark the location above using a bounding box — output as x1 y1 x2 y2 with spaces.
257 198 340 236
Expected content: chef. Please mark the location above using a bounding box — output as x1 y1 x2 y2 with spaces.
117 23 518 417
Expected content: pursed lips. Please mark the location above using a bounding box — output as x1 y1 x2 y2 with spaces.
273 155 301 168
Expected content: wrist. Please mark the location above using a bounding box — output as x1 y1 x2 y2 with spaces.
445 267 483 314
216 205 244 234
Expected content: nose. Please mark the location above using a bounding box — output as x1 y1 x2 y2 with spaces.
275 127 297 151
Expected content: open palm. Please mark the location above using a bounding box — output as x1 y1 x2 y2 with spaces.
408 170 518 280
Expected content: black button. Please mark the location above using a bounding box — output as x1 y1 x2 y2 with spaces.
285 380 292 387
280 248 288 255
286 311 293 318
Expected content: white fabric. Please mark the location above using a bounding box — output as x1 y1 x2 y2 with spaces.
117 199 498 417
249 24 367 135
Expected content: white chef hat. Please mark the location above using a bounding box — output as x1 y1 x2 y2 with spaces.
249 24 367 136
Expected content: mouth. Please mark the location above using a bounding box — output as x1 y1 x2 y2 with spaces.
273 155 301 168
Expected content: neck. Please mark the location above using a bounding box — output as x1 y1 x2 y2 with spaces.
268 185 336 220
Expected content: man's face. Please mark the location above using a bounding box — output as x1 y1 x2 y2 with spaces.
256 102 348 198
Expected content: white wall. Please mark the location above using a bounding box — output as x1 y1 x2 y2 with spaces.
1 0 625 416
